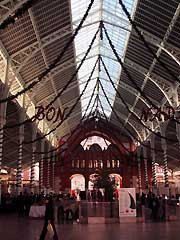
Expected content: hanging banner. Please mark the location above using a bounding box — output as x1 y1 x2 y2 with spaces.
118 188 136 217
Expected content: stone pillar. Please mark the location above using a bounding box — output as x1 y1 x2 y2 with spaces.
175 112 180 153
16 125 24 195
47 151 50 192
150 135 157 191
30 143 36 193
39 140 45 194
160 125 169 194
0 124 3 204
0 111 7 203
52 152 55 192
30 127 37 193
39 155 44 194
0 127 3 173
143 145 149 189
137 148 142 194
161 141 169 187
0 60 9 202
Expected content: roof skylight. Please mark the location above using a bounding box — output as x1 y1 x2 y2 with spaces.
71 0 137 118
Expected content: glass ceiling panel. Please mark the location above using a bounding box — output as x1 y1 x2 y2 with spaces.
71 0 137 118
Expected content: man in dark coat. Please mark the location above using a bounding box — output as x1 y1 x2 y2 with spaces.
39 196 58 240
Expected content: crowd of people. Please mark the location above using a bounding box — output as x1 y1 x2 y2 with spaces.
0 192 36 215
0 191 79 222
0 190 179 223
137 192 178 221
0 190 179 240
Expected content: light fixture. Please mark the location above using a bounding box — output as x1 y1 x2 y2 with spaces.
95 117 99 122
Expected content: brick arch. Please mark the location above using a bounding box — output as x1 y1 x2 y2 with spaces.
89 143 103 152
56 118 137 191
67 118 132 154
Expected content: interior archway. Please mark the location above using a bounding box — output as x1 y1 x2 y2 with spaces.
109 173 122 189
70 174 85 192
81 135 111 150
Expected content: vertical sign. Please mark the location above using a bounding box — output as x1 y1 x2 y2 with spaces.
119 188 136 217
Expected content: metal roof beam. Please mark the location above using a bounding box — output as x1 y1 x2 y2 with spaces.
101 54 173 103
102 8 130 26
100 92 143 119
0 0 28 24
32 54 98 99
37 73 157 122
108 110 143 142
135 28 180 67
39 79 97 105
100 54 171 108
11 22 99 72
5 153 32 167
40 49 171 109
0 41 51 140
124 58 173 106
123 2 180 133
99 76 152 108
103 20 180 66
3 149 18 158
28 9 72 136
65 105 142 141
61 89 96 109
9 13 180 74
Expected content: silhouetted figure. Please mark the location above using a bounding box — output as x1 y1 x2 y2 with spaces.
79 191 86 200
24 195 32 216
74 207 79 222
17 192 24 217
141 192 146 205
97 190 103 202
149 194 159 221
57 205 64 224
158 197 165 221
65 208 74 224
39 197 58 240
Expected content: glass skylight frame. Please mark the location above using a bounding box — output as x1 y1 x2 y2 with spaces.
71 0 138 118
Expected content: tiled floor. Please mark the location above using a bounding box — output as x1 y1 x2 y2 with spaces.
0 214 179 240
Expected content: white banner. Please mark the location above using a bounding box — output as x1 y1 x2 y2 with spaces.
119 188 136 217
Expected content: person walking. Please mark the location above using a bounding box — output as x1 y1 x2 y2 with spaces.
57 205 64 224
17 192 24 217
39 196 58 240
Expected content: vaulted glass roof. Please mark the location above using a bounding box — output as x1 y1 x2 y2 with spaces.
71 0 138 117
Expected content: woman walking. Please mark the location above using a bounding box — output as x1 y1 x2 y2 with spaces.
39 196 59 240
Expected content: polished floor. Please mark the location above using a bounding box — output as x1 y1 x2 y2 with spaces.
0 214 179 240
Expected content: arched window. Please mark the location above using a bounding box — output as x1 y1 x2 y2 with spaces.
98 160 103 168
107 160 110 168
117 160 120 167
71 174 85 191
80 160 85 168
81 136 110 150
109 173 122 189
89 160 93 168
72 160 75 168
94 160 98 168
112 160 115 168
76 159 79 168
